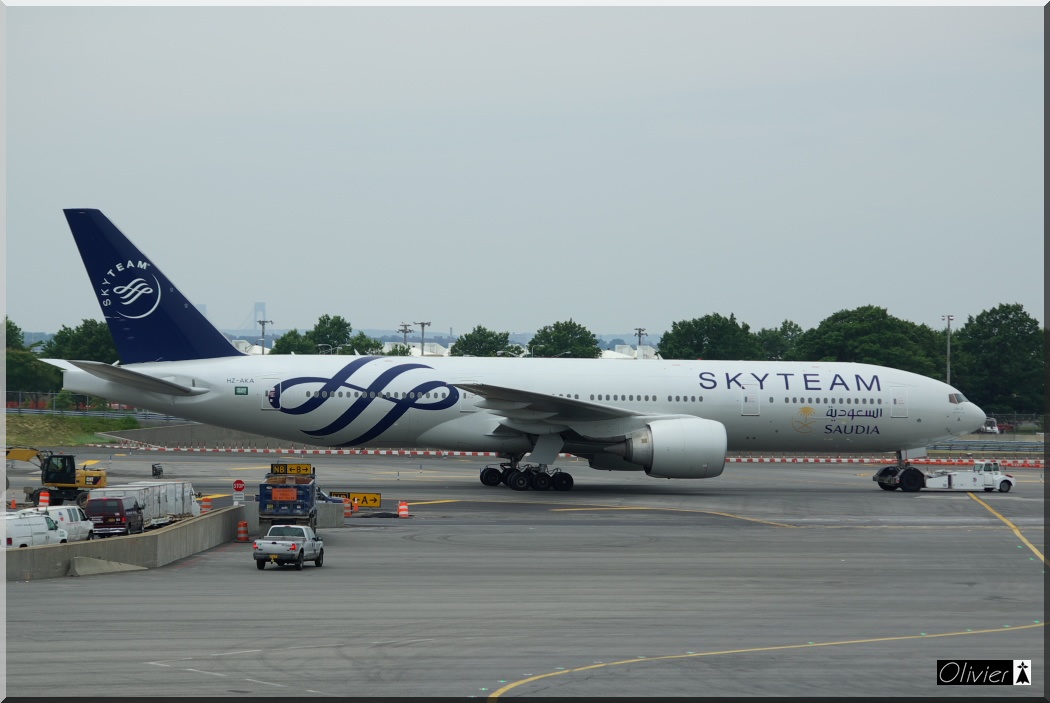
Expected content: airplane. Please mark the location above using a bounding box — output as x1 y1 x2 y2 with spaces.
44 209 987 492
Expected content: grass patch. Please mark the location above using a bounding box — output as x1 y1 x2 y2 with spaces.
4 414 140 448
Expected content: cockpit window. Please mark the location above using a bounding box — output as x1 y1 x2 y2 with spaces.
948 393 968 404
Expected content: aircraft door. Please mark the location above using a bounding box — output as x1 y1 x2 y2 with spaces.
741 386 760 416
890 387 908 418
261 377 282 411
459 389 479 413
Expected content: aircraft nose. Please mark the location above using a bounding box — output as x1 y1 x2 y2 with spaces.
967 403 986 433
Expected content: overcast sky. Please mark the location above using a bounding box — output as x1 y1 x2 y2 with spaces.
4 5 1044 341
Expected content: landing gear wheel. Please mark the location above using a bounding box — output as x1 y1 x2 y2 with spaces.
878 483 897 491
314 548 324 567
998 481 1011 493
530 472 552 491
480 467 503 487
256 560 266 570
507 471 530 491
294 551 304 570
898 468 923 493
552 473 574 491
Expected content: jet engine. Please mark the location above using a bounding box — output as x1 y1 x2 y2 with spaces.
609 417 727 479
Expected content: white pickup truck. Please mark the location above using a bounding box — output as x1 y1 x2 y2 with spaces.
253 524 325 570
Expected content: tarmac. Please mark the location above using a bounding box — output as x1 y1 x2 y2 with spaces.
4 451 1045 698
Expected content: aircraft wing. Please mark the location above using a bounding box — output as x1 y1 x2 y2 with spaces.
453 381 689 440
44 359 209 397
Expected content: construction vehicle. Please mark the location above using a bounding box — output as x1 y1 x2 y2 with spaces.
873 460 1015 493
6 447 108 507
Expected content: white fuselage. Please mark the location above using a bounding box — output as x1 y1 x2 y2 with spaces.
59 355 985 456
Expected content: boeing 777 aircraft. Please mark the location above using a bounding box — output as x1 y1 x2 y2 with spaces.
45 209 986 492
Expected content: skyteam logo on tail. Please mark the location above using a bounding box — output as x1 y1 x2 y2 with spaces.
268 358 460 445
97 259 162 319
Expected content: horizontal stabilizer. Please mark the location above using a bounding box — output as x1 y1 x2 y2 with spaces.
61 360 209 397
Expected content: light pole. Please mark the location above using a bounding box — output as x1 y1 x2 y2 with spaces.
257 319 273 355
397 322 413 353
942 314 954 385
414 321 430 357
634 327 647 358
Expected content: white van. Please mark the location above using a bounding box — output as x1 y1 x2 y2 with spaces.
23 506 95 542
5 512 69 548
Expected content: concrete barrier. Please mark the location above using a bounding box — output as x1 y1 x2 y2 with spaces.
7 502 347 581
6 506 244 581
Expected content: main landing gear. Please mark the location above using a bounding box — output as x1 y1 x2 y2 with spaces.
479 459 575 492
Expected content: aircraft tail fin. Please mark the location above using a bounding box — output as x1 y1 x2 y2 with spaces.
63 209 246 364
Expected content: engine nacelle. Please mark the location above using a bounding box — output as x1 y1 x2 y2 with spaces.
623 417 727 479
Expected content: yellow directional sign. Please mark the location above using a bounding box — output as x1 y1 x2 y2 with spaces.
270 463 314 475
328 491 381 508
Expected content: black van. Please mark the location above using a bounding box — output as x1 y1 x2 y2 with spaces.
84 496 145 537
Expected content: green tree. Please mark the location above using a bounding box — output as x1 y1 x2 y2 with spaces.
528 319 602 358
6 316 25 349
754 320 804 361
310 314 353 350
39 319 119 362
385 344 412 357
450 326 518 357
272 315 360 354
341 331 384 356
5 348 62 392
951 303 1044 414
789 306 939 377
658 313 762 360
271 329 315 355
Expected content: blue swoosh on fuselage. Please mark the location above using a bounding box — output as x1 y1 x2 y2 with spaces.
268 357 460 445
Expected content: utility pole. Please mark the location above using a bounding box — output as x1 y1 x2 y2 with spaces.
257 319 274 355
634 327 647 359
414 321 431 357
397 322 413 352
942 314 954 385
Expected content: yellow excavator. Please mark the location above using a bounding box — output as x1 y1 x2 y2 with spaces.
5 446 108 507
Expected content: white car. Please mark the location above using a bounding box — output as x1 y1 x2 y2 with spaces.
23 506 95 541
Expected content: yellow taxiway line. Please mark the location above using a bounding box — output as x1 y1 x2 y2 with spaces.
968 492 1046 565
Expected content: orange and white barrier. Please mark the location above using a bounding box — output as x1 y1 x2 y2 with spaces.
38 490 50 508
236 521 249 542
397 501 409 518
82 443 1045 469
200 496 212 513
343 499 353 519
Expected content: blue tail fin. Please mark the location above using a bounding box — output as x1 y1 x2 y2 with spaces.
63 209 245 364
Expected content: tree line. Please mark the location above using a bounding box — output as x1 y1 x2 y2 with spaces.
6 303 1044 415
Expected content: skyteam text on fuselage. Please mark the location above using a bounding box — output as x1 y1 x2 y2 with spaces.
46 209 987 492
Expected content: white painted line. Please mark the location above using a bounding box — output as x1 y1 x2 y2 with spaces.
210 649 263 656
184 668 226 677
244 678 287 687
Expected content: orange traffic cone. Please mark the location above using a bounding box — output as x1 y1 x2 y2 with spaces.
352 497 360 514
397 501 409 518
8 498 16 510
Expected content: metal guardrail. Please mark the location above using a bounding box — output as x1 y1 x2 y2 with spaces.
929 440 1045 453
4 408 186 423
